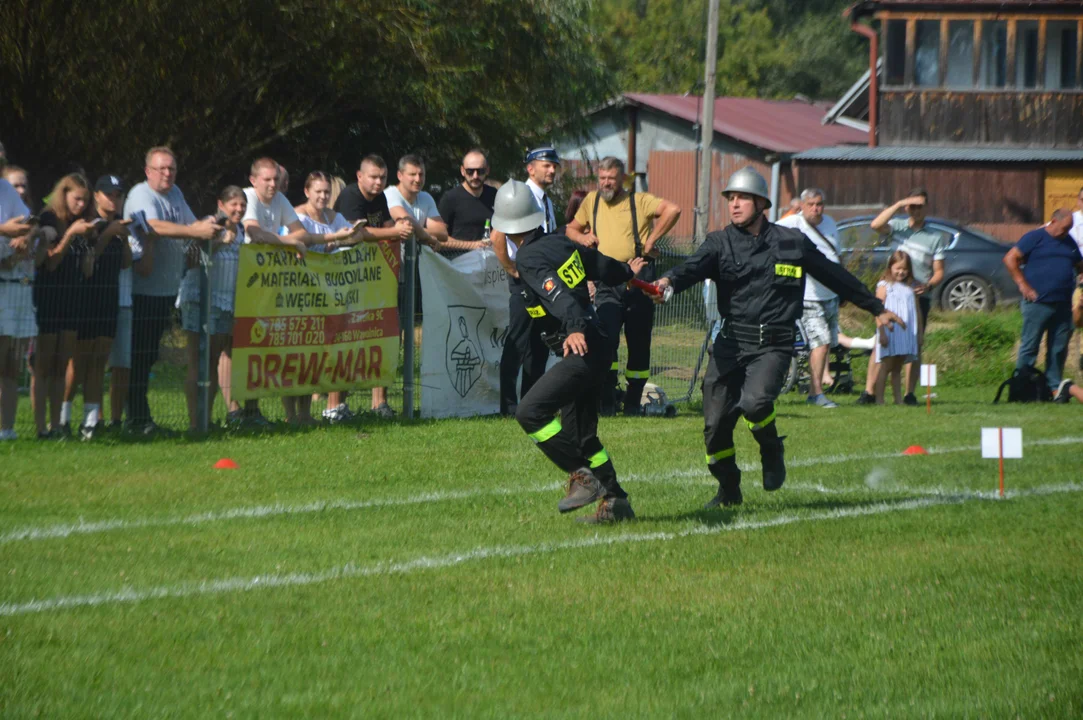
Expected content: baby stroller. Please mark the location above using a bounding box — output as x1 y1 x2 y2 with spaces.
779 319 856 396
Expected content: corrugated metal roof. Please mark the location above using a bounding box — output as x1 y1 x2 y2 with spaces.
794 145 1083 162
622 93 868 154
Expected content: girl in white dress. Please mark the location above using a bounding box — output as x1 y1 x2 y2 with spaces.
874 250 921 405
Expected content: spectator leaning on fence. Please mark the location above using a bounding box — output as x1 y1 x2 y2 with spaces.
383 154 448 418
0 175 39 441
437 149 496 252
35 174 94 438
492 147 560 416
777 188 844 409
124 146 221 435
567 156 680 416
179 186 262 431
243 157 313 426
1003 208 1083 395
870 188 945 406
334 154 412 419
295 171 366 424
68 175 132 440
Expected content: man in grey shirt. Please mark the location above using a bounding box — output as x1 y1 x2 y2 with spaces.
123 146 220 434
871 187 947 405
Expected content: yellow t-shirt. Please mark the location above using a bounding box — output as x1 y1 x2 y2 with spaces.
574 191 662 262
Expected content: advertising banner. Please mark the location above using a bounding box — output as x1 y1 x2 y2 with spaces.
231 243 400 400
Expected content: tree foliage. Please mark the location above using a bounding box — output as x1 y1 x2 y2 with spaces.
0 0 613 205
592 0 866 101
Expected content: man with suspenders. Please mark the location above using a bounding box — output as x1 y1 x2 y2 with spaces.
565 157 681 415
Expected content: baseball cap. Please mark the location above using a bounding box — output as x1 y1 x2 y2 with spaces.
525 146 561 165
95 174 126 194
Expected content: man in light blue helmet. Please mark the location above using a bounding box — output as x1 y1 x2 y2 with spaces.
493 179 647 524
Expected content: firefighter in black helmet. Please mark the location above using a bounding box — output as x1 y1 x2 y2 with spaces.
654 168 905 508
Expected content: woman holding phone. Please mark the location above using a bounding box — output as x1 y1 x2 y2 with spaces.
293 171 363 423
67 175 132 439
34 174 94 438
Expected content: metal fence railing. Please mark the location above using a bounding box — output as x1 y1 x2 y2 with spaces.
6 235 714 439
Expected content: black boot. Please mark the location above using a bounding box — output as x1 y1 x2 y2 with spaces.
751 422 787 491
705 459 742 509
623 379 647 417
599 370 620 416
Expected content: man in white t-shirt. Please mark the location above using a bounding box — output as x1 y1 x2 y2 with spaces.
384 154 447 248
382 155 448 418
242 157 312 425
777 188 842 408
243 157 310 253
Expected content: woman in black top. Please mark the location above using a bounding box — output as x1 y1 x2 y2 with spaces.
67 176 131 438
33 174 94 437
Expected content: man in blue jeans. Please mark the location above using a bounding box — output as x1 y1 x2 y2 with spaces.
1003 209 1083 392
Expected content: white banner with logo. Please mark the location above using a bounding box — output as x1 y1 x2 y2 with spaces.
419 247 511 418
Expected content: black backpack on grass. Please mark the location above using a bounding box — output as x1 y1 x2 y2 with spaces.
993 366 1052 403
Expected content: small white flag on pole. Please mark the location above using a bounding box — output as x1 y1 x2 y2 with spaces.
920 364 937 387
981 428 1022 459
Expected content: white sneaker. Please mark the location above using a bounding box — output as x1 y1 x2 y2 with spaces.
322 403 355 424
0 429 16 441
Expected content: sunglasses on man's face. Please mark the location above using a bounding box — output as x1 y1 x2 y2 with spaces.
464 167 488 176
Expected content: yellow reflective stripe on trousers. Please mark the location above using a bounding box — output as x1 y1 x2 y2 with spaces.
625 370 649 380
746 409 777 431
588 448 610 468
705 447 735 465
610 361 620 371
528 417 562 443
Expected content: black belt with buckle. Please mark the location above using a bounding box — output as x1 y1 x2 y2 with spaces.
0 277 32 285
539 331 567 353
719 318 795 346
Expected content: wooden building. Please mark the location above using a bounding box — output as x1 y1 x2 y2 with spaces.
556 93 867 238
796 0 1083 241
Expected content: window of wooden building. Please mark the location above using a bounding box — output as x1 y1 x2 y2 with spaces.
1048 20 1079 88
978 20 1008 88
882 15 1082 91
945 21 974 88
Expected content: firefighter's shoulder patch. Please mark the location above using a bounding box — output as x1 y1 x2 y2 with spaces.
543 277 556 294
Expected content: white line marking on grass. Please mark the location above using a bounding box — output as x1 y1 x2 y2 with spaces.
0 495 963 617
3 436 1081 545
3 483 1079 618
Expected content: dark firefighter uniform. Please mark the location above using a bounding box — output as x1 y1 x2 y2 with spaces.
514 229 637 511
663 222 886 504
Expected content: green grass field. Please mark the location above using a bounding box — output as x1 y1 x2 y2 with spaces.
2 386 1082 717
